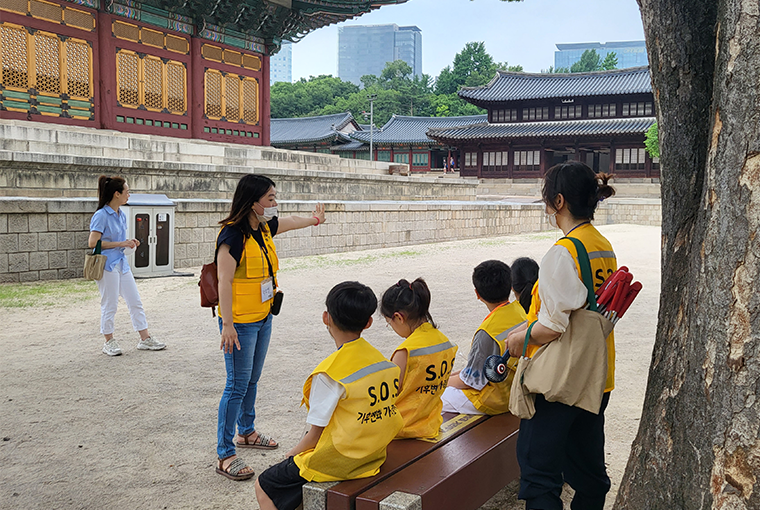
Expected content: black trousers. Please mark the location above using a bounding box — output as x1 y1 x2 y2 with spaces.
516 393 611 510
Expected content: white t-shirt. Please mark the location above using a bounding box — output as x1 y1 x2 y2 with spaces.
305 373 346 427
537 244 588 333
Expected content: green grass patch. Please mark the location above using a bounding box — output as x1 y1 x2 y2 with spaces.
0 280 98 308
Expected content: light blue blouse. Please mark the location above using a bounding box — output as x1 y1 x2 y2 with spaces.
89 205 130 274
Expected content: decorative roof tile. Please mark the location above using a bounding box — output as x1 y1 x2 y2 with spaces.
427 117 656 143
458 67 652 105
350 114 487 145
271 112 358 145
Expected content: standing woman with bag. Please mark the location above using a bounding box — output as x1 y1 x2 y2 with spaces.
88 176 165 356
215 174 326 481
506 161 616 510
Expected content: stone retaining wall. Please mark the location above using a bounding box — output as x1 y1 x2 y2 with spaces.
0 197 661 283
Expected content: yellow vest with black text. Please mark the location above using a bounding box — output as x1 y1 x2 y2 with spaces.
556 223 617 392
218 224 279 323
392 323 458 439
462 301 526 415
294 338 403 482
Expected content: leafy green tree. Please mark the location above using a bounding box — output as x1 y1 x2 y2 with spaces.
270 75 359 118
644 122 659 158
430 93 485 117
435 42 510 94
570 49 603 72
601 52 618 70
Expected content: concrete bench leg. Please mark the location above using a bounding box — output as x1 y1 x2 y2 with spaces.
379 491 422 510
302 481 340 510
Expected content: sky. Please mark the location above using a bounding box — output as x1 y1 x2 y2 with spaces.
291 0 645 81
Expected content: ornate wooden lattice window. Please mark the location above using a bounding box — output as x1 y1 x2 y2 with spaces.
116 49 186 114
492 109 517 123
464 152 477 167
412 152 428 167
393 153 409 164
204 69 258 125
621 102 653 117
0 22 93 118
522 107 549 121
482 151 508 172
554 105 582 120
112 20 189 55
201 43 261 71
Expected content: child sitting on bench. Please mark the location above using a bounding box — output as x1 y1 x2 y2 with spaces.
255 281 403 510
381 278 458 439
441 260 526 415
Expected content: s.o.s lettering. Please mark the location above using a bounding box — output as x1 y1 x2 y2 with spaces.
367 379 400 407
424 358 455 381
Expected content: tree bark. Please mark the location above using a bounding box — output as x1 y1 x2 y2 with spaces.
617 1 760 508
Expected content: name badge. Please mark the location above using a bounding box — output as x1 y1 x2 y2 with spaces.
261 277 274 302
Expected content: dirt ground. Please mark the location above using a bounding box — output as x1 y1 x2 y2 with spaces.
0 224 660 510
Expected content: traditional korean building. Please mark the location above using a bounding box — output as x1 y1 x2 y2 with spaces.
270 112 360 153
0 0 407 146
349 114 487 171
427 66 658 179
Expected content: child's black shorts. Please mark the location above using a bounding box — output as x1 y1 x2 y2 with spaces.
257 456 308 510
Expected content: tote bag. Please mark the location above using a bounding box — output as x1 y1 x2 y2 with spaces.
519 237 614 416
83 240 106 281
509 321 538 419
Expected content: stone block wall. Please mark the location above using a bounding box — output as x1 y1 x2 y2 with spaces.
0 197 661 283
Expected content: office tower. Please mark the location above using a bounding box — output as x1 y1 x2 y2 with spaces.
554 41 648 70
270 41 293 85
338 24 422 85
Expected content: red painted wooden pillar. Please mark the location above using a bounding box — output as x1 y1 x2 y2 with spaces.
262 53 271 146
190 37 204 141
97 12 116 131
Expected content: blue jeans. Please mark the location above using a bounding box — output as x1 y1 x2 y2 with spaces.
217 314 273 459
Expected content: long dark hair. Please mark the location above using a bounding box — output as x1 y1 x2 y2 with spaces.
380 278 436 329
97 175 126 210
511 257 539 313
541 161 615 220
219 174 276 237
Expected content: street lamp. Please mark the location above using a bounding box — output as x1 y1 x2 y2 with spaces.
367 94 377 161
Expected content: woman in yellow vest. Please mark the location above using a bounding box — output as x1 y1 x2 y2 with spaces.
381 278 458 439
506 161 616 510
215 174 326 481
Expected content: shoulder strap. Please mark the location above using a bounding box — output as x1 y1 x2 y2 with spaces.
560 236 597 312
94 239 102 255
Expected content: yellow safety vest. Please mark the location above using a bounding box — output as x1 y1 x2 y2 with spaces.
462 301 527 415
218 224 279 323
392 323 458 439
294 338 403 482
556 223 617 392
525 281 541 358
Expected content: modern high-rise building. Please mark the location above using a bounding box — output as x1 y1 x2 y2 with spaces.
270 41 292 85
338 24 422 85
554 41 648 70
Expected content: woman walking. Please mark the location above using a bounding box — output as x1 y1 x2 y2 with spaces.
88 175 165 356
507 161 616 510
215 174 326 481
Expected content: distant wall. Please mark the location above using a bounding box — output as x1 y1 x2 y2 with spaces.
0 198 660 283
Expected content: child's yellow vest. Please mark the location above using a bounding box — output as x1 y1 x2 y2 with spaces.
218 224 279 323
556 223 617 392
462 301 526 415
392 323 458 439
294 338 403 482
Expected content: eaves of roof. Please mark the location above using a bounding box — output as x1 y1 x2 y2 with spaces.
427 117 656 143
458 66 652 105
350 114 487 145
270 112 358 145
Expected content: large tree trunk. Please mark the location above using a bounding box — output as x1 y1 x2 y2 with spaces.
617 1 760 508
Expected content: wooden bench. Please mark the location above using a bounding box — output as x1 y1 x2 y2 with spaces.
303 412 520 510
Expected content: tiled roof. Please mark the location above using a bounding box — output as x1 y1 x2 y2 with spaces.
427 117 656 143
333 140 368 151
350 114 487 145
458 67 652 105
270 113 358 145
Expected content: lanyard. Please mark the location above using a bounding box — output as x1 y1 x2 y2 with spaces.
565 221 590 237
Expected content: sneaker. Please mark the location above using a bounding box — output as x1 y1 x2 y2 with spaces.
102 338 123 356
137 336 166 351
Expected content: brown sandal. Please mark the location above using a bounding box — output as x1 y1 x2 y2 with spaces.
236 431 279 450
215 455 255 481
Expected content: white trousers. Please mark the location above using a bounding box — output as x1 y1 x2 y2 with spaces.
440 386 486 415
96 263 148 335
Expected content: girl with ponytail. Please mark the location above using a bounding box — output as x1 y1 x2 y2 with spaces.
505 161 618 510
88 175 164 356
381 278 457 439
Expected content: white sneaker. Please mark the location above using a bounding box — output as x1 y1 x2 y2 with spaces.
102 338 123 356
137 336 166 351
